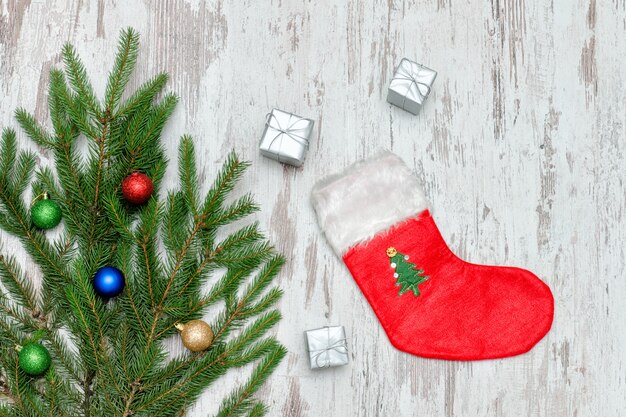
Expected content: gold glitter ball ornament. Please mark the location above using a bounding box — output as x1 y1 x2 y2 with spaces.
175 320 214 352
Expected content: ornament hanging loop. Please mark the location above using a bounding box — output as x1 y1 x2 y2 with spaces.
30 191 51 207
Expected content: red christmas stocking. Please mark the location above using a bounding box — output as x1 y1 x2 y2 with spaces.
311 151 554 360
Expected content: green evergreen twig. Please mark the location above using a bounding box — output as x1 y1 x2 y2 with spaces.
0 28 285 417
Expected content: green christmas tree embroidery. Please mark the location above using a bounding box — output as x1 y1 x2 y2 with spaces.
386 247 429 296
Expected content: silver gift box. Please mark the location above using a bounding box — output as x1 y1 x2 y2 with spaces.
387 58 437 115
259 109 314 167
304 326 349 370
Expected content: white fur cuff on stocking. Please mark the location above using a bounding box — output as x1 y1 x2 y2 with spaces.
311 151 429 255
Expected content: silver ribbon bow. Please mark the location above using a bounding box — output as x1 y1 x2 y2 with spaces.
309 326 348 368
264 112 310 163
393 60 432 110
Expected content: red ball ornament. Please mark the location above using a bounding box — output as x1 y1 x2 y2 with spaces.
121 172 154 205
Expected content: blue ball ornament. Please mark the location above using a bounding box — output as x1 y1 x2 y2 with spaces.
93 266 125 298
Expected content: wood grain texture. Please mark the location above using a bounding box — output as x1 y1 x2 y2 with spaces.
1 0 625 415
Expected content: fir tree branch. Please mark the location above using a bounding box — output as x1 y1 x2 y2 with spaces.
105 28 140 112
14 109 54 149
0 28 286 417
0 181 69 296
0 314 25 346
245 403 266 417
50 69 99 140
119 283 149 338
48 85 91 205
0 253 38 312
103 194 135 241
45 328 82 382
91 115 109 207
202 152 249 218
139 259 283 398
11 359 27 417
64 288 101 373
124 94 177 167
82 371 94 417
121 381 140 417
178 136 200 215
162 191 189 253
159 219 202 306
62 44 101 120
11 152 37 197
0 296 35 330
41 368 79 417
0 377 19 410
10 352 51 417
66 257 124 397
136 199 163 312
45 375 58 417
115 73 168 118
215 344 286 417
0 130 17 180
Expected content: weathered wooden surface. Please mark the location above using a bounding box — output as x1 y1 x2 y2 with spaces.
1 0 625 415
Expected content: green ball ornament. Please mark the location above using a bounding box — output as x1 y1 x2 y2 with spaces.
18 343 51 376
31 194 62 230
